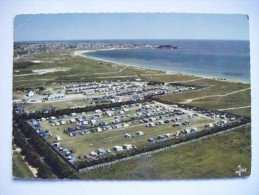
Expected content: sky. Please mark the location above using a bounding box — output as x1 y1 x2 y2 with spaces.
14 13 249 41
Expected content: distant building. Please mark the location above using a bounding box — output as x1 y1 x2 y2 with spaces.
83 89 95 95
45 93 65 101
26 90 34 97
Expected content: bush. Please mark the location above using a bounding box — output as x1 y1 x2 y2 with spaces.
38 164 52 179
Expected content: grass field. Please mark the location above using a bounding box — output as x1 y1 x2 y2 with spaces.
13 51 163 89
159 78 251 117
79 124 251 179
12 152 35 179
41 102 220 157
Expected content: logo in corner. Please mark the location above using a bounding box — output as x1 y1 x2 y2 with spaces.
236 165 247 177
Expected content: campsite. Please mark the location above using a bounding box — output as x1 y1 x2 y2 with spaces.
28 100 241 165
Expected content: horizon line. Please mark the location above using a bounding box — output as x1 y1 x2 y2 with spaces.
14 38 250 42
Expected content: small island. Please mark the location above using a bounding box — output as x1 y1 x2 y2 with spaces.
156 45 179 49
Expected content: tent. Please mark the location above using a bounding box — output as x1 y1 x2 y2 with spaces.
68 127 75 131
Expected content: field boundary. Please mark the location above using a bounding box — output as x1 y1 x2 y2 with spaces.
78 122 250 173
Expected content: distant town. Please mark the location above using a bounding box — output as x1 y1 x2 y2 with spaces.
14 41 178 58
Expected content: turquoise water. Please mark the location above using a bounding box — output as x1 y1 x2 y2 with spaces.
83 40 250 83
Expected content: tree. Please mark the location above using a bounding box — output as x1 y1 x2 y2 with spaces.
38 164 52 179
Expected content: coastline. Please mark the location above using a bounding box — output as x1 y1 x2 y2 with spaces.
73 48 132 58
73 49 114 57
73 49 250 85
73 48 177 75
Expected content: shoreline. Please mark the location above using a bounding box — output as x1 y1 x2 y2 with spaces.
73 49 250 85
73 48 132 57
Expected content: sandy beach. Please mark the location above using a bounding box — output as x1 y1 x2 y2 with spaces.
73 48 120 57
73 49 183 76
73 49 249 85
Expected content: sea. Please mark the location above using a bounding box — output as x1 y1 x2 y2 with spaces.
82 40 250 83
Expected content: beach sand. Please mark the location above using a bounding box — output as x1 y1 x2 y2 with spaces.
73 49 249 84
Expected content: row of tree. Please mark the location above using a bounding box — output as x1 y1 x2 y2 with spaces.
168 82 204 89
18 99 153 120
13 126 52 179
147 81 165 85
14 117 79 179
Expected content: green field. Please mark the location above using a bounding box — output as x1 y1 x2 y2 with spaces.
12 152 35 179
159 78 251 117
79 125 251 179
13 51 164 89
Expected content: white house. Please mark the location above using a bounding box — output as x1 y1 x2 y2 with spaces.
27 90 35 97
46 93 65 101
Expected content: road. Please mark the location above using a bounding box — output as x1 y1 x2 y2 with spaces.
218 106 251 111
183 88 250 103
